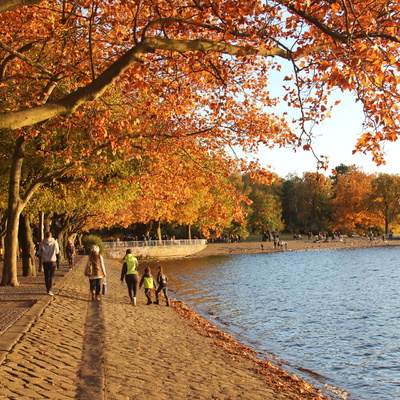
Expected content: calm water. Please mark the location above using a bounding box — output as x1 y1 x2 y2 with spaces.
156 246 400 400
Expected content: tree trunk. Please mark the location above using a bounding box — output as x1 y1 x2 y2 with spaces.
57 229 67 260
38 211 45 242
37 211 45 272
19 214 36 277
56 216 72 260
187 224 192 240
2 206 21 286
44 215 50 234
155 220 162 242
1 136 26 286
144 222 153 240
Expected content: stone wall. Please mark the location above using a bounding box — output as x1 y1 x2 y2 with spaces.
105 244 207 260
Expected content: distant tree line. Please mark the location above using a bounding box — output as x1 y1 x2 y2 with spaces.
242 164 400 238
103 164 400 242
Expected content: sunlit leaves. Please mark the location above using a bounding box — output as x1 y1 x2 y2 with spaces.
0 0 399 240
332 166 378 233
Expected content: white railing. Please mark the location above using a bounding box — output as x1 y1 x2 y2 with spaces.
103 239 207 248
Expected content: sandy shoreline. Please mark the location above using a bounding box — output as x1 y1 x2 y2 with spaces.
192 236 398 257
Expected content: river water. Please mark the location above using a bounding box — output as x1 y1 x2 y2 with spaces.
156 246 400 400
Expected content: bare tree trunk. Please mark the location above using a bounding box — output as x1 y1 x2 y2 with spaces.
144 221 153 240
44 215 50 234
1 136 25 286
2 207 21 286
187 224 192 240
19 214 36 277
38 211 45 242
57 230 67 260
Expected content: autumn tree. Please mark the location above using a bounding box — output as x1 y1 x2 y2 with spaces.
332 166 378 235
109 148 251 239
330 164 351 185
1 0 400 284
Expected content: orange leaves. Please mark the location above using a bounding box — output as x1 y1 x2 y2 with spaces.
332 166 378 231
330 2 341 14
0 0 399 240
173 298 325 399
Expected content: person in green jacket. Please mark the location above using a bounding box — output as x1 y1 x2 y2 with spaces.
120 249 139 306
139 266 157 305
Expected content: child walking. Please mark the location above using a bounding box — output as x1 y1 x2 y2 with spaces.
155 265 170 306
139 266 156 305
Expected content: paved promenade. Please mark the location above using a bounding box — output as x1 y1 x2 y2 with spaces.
0 256 325 400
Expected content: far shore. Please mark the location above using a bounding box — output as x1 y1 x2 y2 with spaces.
191 236 399 258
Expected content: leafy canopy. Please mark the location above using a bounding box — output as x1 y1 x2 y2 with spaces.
0 0 399 170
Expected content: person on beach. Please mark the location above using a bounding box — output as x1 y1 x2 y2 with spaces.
155 265 170 306
65 240 75 270
86 245 106 301
38 232 60 296
120 249 139 306
139 266 157 305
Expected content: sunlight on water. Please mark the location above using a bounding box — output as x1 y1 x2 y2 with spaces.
156 246 400 400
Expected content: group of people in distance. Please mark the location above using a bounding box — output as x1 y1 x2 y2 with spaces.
120 248 170 307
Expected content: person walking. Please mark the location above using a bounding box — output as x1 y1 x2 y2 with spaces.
38 232 60 296
86 245 106 301
65 240 75 270
120 249 139 306
55 239 61 270
139 266 156 305
155 265 170 306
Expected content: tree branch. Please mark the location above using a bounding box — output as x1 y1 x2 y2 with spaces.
21 163 76 208
0 37 289 130
0 40 52 76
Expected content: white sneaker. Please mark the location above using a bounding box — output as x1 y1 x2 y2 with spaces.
133 297 137 306
48 291 54 296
